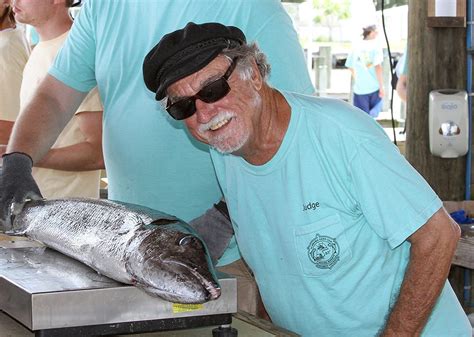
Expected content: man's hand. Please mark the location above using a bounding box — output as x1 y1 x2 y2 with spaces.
379 87 385 98
0 152 43 230
189 201 234 264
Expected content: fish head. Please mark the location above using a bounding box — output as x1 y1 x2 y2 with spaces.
126 223 221 304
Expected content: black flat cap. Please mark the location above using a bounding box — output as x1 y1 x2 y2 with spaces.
143 22 246 100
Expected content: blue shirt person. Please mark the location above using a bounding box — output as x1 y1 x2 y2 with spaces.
345 25 385 117
143 22 471 337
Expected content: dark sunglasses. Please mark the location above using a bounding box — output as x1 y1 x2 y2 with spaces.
166 58 238 120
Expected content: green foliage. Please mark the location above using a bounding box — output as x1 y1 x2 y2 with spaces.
314 35 331 42
312 0 350 26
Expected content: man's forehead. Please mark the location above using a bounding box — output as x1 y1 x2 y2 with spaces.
168 56 230 95
196 56 230 79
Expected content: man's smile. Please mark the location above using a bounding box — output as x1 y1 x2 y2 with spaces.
209 117 231 131
199 111 235 133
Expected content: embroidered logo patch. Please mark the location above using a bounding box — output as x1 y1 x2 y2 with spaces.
307 234 340 269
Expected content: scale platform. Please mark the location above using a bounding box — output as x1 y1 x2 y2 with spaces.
0 238 237 337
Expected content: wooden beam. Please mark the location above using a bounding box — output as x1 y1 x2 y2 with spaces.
453 236 474 269
427 17 466 28
406 0 467 200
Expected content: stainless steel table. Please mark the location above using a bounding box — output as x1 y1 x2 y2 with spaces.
0 236 237 337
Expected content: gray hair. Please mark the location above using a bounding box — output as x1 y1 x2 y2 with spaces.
221 42 271 82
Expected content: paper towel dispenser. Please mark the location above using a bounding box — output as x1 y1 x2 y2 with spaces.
429 89 468 158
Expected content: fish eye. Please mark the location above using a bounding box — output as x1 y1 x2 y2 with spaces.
178 235 194 246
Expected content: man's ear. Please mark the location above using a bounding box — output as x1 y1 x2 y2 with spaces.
249 60 263 91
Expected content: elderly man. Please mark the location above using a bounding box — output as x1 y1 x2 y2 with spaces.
143 22 471 336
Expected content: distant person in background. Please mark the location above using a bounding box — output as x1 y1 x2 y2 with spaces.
345 24 384 118
396 50 408 103
395 50 407 135
2 0 104 199
0 0 29 145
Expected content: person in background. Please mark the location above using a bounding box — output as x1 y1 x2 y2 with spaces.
0 0 314 317
143 21 472 337
396 50 408 103
0 0 29 145
345 24 385 118
395 49 408 136
3 0 104 199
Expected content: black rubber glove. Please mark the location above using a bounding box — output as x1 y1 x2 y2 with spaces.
0 152 42 230
189 201 234 264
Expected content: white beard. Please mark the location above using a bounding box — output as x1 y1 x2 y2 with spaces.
198 92 261 155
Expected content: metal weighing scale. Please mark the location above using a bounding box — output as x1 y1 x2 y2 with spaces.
0 238 237 337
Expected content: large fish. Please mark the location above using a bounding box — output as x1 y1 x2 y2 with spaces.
7 198 221 304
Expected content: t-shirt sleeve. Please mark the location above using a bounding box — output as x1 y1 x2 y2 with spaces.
348 136 442 248
253 10 314 95
48 0 97 92
372 46 384 66
395 53 406 77
75 87 103 114
401 49 408 75
345 52 354 68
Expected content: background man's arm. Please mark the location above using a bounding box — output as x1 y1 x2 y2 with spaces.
6 74 86 162
381 207 460 336
35 110 104 171
396 74 408 102
0 120 14 145
375 64 385 98
348 67 355 78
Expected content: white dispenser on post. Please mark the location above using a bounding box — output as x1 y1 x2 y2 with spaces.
428 89 468 158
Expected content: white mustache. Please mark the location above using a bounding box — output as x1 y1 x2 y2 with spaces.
198 111 235 133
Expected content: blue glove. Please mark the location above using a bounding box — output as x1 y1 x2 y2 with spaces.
0 152 42 230
189 201 234 264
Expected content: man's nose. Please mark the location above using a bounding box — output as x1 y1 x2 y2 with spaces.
194 99 217 123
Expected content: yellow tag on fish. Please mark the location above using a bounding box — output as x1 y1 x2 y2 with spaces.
172 303 204 313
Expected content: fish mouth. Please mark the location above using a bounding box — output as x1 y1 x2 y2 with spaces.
169 260 221 301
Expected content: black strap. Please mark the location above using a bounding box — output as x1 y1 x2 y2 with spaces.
214 200 230 221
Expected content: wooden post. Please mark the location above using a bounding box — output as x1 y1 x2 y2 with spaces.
406 0 467 200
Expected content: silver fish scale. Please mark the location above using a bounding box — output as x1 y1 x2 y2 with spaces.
14 199 160 283
11 198 221 303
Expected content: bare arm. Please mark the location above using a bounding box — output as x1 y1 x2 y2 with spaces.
396 74 408 102
375 64 385 98
381 207 461 336
35 110 104 171
0 120 14 145
348 67 355 78
6 74 87 163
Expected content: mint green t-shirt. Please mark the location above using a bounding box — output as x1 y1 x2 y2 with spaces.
345 39 384 95
211 92 471 336
49 0 314 265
